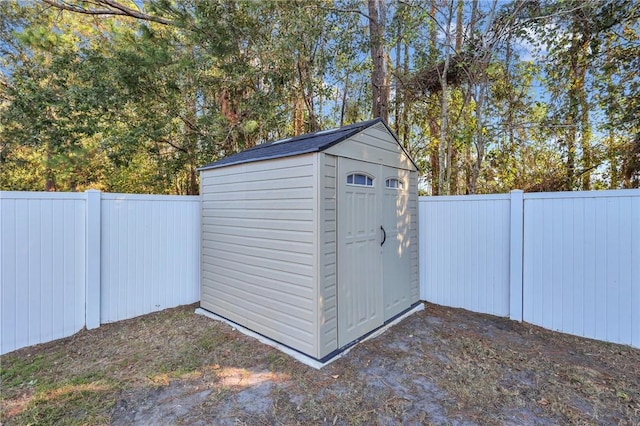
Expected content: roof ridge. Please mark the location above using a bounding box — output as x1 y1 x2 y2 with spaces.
265 118 381 147
198 118 386 171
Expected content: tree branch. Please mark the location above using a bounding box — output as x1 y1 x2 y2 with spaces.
41 0 172 25
319 6 372 22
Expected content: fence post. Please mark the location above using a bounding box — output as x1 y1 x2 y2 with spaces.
85 189 101 329
509 190 524 321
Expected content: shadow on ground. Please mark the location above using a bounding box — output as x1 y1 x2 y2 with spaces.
2 302 639 425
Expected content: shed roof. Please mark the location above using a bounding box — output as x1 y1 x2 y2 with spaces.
198 118 417 171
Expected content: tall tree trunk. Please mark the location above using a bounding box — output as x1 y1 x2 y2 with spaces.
429 1 437 62
468 0 497 194
339 78 348 127
579 84 591 190
607 130 619 188
437 0 454 195
394 5 402 134
293 94 305 135
566 51 579 190
368 0 388 123
296 58 319 132
44 144 56 192
185 67 199 195
447 0 465 195
402 31 410 148
470 84 486 194
455 0 464 52
578 41 591 190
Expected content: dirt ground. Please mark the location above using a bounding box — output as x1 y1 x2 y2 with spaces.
2 302 639 425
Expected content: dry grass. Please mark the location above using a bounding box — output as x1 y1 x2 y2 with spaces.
1 302 639 425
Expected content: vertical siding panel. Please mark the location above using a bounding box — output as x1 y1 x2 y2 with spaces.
618 197 632 344
99 195 200 323
572 198 584 336
446 202 454 307
142 200 150 313
127 201 135 317
523 198 536 325
500 204 510 312
522 190 639 347
318 154 338 357
151 201 160 311
171 201 178 306
543 200 552 327
632 196 640 348
28 199 41 345
62 201 73 336
419 200 427 299
74 200 86 334
138 200 147 312
17 199 29 348
467 202 474 310
51 201 64 341
162 201 170 309
1 193 87 354
593 198 607 340
40 201 53 344
119 201 127 319
1 199 18 352
606 197 619 341
431 202 438 303
135 202 143 312
470 201 479 310
441 203 448 305
420 195 511 317
582 197 596 339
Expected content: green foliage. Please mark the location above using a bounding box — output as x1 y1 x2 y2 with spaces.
0 0 637 194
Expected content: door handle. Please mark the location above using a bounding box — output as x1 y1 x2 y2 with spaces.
380 226 386 246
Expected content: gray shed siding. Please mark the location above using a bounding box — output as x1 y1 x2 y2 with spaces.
324 122 415 171
200 154 319 356
317 153 338 357
409 171 420 301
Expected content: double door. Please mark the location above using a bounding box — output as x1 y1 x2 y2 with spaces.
337 158 412 347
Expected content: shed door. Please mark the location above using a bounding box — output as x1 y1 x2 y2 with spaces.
382 166 412 320
337 158 383 347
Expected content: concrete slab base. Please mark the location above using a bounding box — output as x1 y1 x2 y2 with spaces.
195 303 425 369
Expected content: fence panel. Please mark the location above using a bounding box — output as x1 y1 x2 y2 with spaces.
419 194 511 316
523 190 640 347
100 194 200 323
1 192 87 354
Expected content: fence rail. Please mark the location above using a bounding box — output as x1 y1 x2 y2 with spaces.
1 191 200 355
419 189 640 348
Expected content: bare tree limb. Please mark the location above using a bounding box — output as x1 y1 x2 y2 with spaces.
41 0 172 25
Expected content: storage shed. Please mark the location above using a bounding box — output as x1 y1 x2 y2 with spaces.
199 118 420 361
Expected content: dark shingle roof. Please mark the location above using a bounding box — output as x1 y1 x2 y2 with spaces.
198 118 390 171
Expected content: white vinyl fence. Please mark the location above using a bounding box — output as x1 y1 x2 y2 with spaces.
420 189 640 348
0 191 200 355
3 188 638 355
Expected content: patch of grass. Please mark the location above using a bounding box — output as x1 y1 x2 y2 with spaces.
2 367 117 426
2 302 639 425
1 354 52 390
14 380 115 426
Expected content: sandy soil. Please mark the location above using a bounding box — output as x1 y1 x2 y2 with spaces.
2 302 639 425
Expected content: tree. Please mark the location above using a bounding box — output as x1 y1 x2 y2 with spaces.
2 0 637 194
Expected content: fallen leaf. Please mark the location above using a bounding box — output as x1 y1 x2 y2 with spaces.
538 398 549 406
332 375 339 379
